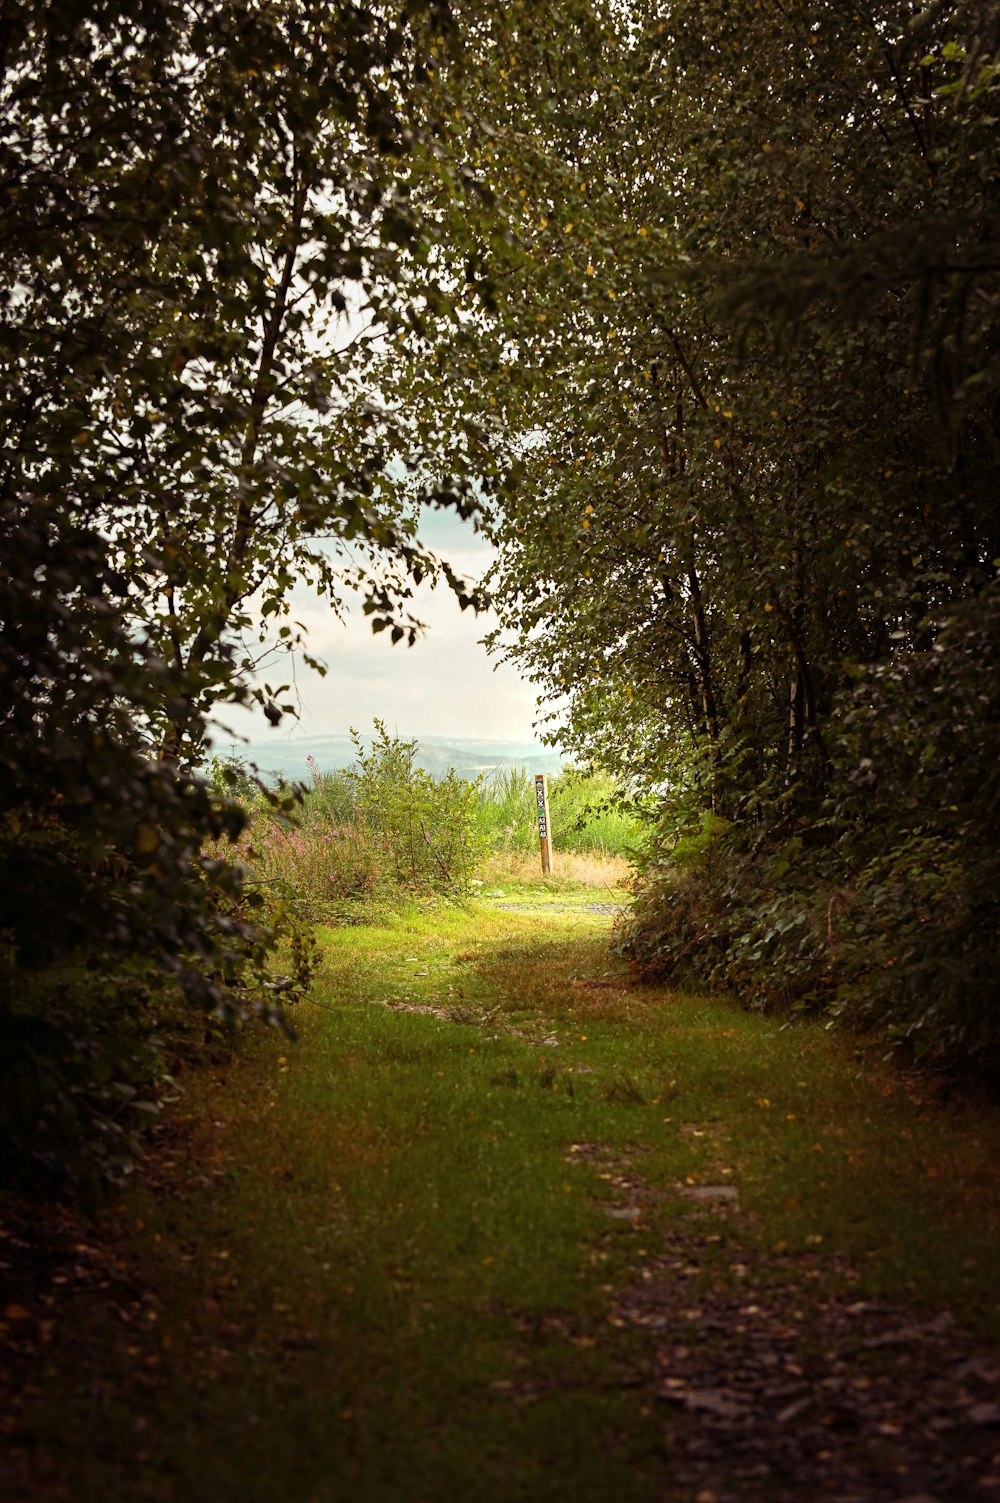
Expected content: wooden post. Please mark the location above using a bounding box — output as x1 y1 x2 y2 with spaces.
534 773 553 875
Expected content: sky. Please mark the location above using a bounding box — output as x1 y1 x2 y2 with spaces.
209 507 549 750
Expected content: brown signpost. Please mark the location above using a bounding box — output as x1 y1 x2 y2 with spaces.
534 773 553 875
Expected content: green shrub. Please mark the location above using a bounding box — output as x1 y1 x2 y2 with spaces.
619 585 1000 1075
615 809 740 985
0 842 317 1196
347 722 487 896
826 584 1000 1065
230 725 489 915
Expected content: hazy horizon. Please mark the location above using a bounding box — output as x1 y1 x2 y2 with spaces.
208 727 566 784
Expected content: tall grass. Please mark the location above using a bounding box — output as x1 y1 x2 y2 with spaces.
211 742 644 919
470 766 643 860
477 847 632 892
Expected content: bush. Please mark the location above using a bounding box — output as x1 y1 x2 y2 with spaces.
0 795 318 1196
0 522 319 1198
226 725 490 918
619 584 1000 1075
827 584 1000 1065
347 722 487 897
615 811 741 986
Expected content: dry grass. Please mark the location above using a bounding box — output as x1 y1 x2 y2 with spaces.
478 848 633 891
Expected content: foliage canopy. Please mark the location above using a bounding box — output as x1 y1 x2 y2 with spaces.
0 0 495 1187
382 0 1000 1069
4 0 999 1194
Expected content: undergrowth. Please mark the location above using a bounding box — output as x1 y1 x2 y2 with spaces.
211 725 644 925
618 587 1000 1080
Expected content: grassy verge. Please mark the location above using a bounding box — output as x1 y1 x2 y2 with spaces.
7 904 1000 1501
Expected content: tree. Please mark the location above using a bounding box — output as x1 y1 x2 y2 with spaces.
382 0 1000 1067
0 0 498 1187
3 0 497 757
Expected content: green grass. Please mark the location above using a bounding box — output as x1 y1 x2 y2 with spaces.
470 765 644 859
13 903 1000 1501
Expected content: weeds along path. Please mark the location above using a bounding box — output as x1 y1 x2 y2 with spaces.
5 903 1000 1503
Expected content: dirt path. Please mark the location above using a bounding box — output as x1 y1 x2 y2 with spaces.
578 1142 1000 1503
492 899 626 915
2 903 999 1503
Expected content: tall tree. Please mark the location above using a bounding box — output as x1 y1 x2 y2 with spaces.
3 0 489 757
0 0 494 1186
383 0 1000 1064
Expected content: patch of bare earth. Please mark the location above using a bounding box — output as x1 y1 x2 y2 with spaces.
0 1193 161 1502
576 1144 1000 1503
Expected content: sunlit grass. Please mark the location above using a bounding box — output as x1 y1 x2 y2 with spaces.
477 847 632 892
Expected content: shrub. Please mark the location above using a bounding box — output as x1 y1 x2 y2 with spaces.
347 722 487 896
826 584 1000 1065
619 584 1000 1075
226 726 490 917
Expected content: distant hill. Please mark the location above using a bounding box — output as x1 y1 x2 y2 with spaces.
207 731 565 784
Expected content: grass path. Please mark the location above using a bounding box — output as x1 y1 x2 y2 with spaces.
4 902 1000 1501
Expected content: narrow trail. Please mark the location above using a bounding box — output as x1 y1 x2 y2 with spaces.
3 903 999 1503
491 900 626 915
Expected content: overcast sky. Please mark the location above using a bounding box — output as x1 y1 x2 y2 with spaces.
210 507 548 749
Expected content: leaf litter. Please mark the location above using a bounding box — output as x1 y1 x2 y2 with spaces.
615 1228 1000 1500
559 1139 1000 1501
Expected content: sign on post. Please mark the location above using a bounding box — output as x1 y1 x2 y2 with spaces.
534 773 553 875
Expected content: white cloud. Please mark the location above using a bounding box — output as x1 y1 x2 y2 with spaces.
212 517 544 745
